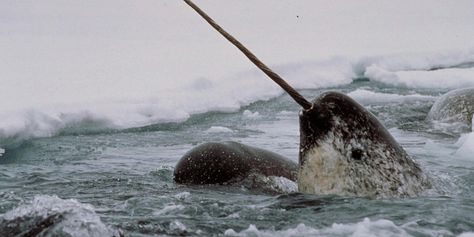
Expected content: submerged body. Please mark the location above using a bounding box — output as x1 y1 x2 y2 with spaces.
427 87 474 130
174 141 297 185
298 92 429 197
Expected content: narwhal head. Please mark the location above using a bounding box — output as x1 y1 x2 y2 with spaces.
298 91 427 197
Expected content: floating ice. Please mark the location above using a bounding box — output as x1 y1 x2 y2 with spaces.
348 89 435 104
366 66 474 89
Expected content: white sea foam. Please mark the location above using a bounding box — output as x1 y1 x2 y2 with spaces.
226 212 241 219
243 110 261 119
224 218 410 237
1 0 474 147
174 191 191 200
169 220 187 233
154 203 186 216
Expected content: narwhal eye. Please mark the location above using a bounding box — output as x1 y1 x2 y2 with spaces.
351 149 363 160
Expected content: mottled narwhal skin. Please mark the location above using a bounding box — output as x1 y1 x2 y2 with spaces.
174 141 297 185
427 87 474 130
298 91 429 197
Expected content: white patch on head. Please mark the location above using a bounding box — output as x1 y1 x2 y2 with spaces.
298 139 352 195
298 129 428 198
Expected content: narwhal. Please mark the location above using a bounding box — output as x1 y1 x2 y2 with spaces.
175 0 429 197
427 87 474 131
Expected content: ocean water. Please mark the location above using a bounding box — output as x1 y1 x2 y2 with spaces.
2 1 474 236
1 83 474 236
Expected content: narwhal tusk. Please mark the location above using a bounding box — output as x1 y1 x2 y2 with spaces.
183 0 312 110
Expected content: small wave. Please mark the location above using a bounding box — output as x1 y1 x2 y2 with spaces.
243 110 261 119
430 121 471 136
224 218 410 237
0 195 122 237
224 217 472 237
174 191 191 200
149 166 174 183
154 203 186 216
169 220 187 234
